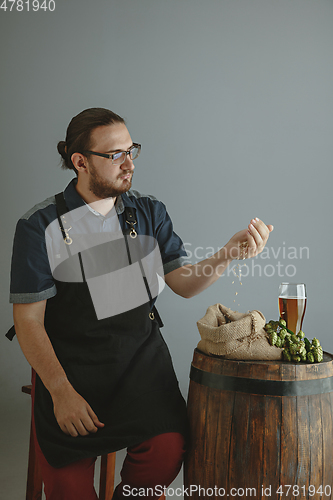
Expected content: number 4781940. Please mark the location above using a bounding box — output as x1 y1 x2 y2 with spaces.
0 0 55 11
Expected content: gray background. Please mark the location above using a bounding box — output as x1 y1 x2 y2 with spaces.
1 0 332 498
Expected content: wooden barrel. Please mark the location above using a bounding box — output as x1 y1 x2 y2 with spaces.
184 349 333 500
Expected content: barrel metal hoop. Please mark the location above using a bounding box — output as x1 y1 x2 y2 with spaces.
190 364 333 397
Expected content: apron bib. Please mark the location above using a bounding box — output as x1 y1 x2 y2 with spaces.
32 193 188 468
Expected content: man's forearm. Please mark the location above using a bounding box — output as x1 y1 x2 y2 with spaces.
165 247 233 299
14 316 70 397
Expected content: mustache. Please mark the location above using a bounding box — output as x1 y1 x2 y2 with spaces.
118 171 133 178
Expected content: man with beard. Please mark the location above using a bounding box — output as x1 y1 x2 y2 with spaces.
9 108 273 500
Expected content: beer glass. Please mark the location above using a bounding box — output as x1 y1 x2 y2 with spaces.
278 283 307 335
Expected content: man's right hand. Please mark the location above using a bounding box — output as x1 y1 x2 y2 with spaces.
13 301 105 438
52 382 105 437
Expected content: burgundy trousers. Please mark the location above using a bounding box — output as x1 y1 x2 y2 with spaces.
31 372 186 500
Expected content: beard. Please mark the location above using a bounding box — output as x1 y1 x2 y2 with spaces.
88 163 133 199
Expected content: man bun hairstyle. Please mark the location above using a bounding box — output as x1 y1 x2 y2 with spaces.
57 108 125 174
57 141 68 161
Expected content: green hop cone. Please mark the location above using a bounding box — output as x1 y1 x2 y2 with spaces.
269 331 278 346
284 336 292 349
283 349 292 361
291 335 299 344
298 341 306 353
307 352 315 363
304 338 311 352
265 320 325 363
279 329 288 343
279 333 286 343
313 348 323 363
299 346 307 357
300 352 307 362
275 336 282 348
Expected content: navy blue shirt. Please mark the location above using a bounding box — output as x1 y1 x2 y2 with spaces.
10 178 189 304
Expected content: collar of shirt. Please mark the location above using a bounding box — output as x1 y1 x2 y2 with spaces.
63 178 136 223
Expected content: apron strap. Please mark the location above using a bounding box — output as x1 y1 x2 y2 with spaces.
5 325 16 341
124 206 138 238
55 192 69 222
55 192 88 279
124 206 163 327
123 207 153 302
55 192 74 254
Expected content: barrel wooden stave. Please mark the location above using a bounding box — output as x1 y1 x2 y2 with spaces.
184 350 333 500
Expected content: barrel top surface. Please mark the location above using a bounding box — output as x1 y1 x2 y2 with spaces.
192 348 333 381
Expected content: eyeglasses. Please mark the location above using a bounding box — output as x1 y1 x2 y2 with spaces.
83 143 141 166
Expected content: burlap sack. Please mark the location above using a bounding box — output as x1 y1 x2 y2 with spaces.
197 303 283 360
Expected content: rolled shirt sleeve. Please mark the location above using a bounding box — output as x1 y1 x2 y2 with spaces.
153 202 190 275
10 217 56 304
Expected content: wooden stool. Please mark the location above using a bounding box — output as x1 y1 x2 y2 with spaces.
22 385 165 500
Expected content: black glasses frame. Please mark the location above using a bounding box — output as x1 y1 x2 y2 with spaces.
82 143 141 165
